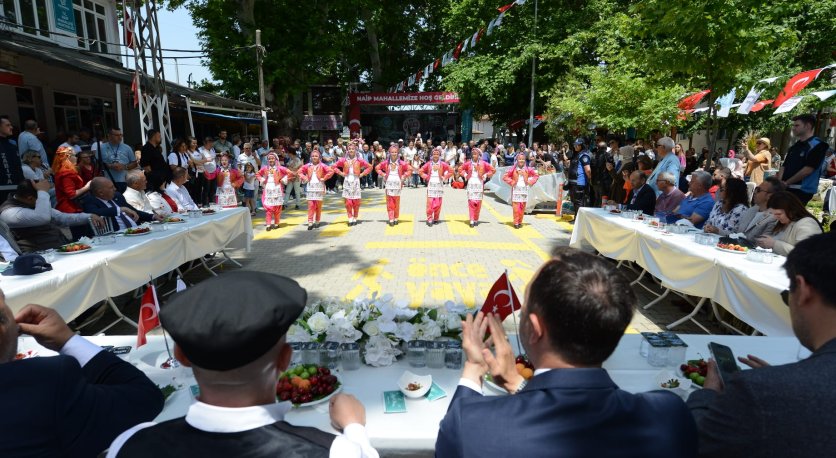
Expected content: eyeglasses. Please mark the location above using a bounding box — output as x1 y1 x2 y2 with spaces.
781 289 790 306
754 187 771 194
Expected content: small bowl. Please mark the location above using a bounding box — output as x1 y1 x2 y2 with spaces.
654 370 693 399
398 371 432 398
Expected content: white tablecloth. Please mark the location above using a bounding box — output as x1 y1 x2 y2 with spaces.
569 208 791 336
2 208 252 320
17 333 802 456
485 167 565 212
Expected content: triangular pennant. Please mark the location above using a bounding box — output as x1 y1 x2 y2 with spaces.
812 89 836 101
498 1 516 13
716 88 736 118
487 17 498 36
433 58 440 70
749 99 774 113
737 85 765 115
453 41 464 60
774 95 805 114
677 90 710 110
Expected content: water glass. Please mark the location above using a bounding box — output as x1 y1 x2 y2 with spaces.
666 341 688 367
301 342 321 365
289 343 303 366
406 340 427 368
320 341 341 370
38 249 56 263
445 341 463 369
340 343 361 370
647 339 670 367
426 341 446 368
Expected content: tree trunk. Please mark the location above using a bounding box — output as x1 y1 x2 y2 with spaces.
360 6 383 91
236 0 256 37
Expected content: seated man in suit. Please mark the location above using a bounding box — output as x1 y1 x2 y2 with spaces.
0 180 105 252
0 295 163 456
625 170 656 215
687 232 836 457
107 272 378 458
436 247 697 457
83 177 162 231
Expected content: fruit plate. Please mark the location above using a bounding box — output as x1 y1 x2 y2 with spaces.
124 229 152 236
715 245 748 254
161 218 187 224
296 384 342 408
57 244 92 254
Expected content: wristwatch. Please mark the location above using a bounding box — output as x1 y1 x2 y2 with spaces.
512 379 527 394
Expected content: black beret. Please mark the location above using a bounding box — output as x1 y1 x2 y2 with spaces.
160 271 307 371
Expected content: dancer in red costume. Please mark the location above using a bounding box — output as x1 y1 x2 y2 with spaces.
375 146 411 226
458 147 496 227
256 152 293 231
502 152 540 229
331 143 372 226
206 152 244 208
298 151 334 230
419 147 453 226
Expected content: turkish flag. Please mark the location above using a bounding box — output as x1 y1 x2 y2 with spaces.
498 2 516 13
772 68 824 107
137 285 161 348
677 90 710 110
453 42 464 60
480 272 521 321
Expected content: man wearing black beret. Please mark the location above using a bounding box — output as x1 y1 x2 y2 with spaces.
107 272 378 458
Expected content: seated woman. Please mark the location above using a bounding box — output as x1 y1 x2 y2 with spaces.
52 146 92 239
77 150 100 185
755 191 822 256
147 176 179 216
703 178 749 235
21 150 50 182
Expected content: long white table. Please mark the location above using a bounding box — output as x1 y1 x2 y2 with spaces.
569 207 791 336
1 208 252 320
17 333 802 456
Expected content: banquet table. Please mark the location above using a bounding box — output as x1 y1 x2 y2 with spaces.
569 207 791 336
1 208 252 320
484 167 565 212
16 333 803 457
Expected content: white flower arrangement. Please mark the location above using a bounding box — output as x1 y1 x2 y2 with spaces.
287 294 475 367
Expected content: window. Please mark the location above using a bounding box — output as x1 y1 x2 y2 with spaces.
53 91 114 135
73 0 109 54
16 87 37 127
1 0 50 37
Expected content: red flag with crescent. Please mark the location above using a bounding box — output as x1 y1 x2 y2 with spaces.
772 68 825 108
137 285 161 347
480 272 521 320
677 90 710 110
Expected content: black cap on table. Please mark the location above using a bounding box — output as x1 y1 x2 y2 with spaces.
160 271 307 371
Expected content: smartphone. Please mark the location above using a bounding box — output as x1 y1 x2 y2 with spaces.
708 342 740 385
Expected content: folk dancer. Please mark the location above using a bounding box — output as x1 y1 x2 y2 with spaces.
257 152 292 231
458 147 496 227
419 147 453 227
332 144 372 226
375 146 411 226
206 152 243 208
503 153 539 229
299 151 334 230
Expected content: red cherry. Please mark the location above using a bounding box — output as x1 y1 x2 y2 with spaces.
278 391 291 401
309 376 319 385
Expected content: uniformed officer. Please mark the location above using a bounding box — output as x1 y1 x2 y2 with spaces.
107 271 379 458
563 138 593 213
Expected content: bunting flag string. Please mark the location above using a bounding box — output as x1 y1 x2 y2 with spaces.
388 0 525 92
677 64 836 119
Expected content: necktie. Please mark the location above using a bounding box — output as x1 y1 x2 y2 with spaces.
114 201 135 228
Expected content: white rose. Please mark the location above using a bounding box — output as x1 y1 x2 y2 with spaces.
286 324 312 343
377 319 397 334
394 322 415 342
362 320 381 337
307 312 329 334
446 315 462 331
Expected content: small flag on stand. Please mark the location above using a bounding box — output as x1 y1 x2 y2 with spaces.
480 271 522 321
137 285 161 348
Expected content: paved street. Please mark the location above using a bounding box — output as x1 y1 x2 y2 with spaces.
84 184 727 336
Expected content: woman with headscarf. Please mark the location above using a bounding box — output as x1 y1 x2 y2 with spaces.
503 152 540 229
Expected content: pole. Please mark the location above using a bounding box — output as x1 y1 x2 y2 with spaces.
256 29 269 140
174 57 180 84
527 0 538 147
115 83 123 131
185 96 195 137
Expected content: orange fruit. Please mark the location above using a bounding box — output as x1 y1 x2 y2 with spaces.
515 363 525 374
520 368 534 380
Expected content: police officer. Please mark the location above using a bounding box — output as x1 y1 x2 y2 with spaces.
591 141 614 205
563 138 592 213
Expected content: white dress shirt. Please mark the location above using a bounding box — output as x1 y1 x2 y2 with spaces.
166 182 198 211
123 187 154 213
107 401 379 458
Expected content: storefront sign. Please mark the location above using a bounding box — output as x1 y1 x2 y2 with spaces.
52 0 76 33
349 92 460 105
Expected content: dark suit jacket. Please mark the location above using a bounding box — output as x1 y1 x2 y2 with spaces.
687 338 836 457
626 184 656 215
436 368 697 458
0 350 164 457
82 193 154 229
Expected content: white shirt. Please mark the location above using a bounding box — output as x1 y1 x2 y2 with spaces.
0 234 19 261
123 187 154 214
166 182 198 211
59 142 82 154
106 401 379 458
168 151 191 168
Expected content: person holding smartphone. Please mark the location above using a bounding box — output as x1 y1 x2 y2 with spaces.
686 232 836 457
